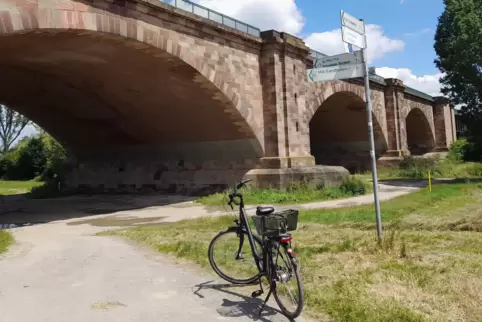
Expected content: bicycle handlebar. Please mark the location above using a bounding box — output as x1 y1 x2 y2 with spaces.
227 178 252 208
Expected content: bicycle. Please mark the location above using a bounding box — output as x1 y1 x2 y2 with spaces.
207 179 304 320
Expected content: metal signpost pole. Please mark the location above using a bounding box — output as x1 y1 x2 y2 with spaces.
307 10 383 240
360 29 383 240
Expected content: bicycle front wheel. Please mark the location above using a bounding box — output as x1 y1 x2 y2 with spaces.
273 244 304 319
208 228 263 285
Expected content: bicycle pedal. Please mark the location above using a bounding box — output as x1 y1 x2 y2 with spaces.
251 290 263 298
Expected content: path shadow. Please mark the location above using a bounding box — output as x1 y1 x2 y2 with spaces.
378 177 482 188
378 179 429 188
0 192 197 228
192 280 296 322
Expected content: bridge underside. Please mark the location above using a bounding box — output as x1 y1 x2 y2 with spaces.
309 92 387 173
0 31 261 194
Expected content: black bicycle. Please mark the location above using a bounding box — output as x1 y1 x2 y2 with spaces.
208 179 304 320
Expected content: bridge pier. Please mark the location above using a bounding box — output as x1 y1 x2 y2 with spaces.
243 31 349 190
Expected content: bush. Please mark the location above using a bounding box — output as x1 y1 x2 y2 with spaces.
397 156 442 178
0 132 67 182
40 134 67 181
448 139 469 162
465 163 482 177
339 175 370 196
1 136 47 180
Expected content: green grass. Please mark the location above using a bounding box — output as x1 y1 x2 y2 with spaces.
0 180 44 196
362 159 482 181
108 183 482 322
0 230 14 254
197 175 371 206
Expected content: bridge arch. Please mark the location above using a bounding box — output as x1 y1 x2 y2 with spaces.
0 3 264 191
404 107 435 155
308 87 388 173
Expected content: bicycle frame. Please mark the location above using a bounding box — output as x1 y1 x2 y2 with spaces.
233 194 266 273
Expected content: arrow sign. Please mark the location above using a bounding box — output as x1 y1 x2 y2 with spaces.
340 10 365 35
307 64 364 82
314 51 363 69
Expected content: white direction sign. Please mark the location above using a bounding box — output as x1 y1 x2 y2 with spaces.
307 64 364 82
341 26 366 49
340 10 365 35
314 51 363 69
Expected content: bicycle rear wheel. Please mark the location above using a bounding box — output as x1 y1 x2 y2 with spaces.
272 244 304 319
208 228 263 285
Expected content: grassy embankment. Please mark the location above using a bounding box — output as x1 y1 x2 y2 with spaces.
109 182 482 321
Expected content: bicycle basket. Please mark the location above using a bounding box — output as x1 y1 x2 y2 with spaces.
252 209 299 237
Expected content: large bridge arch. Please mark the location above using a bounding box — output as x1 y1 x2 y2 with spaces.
0 1 265 192
399 100 436 155
307 82 388 173
404 108 436 155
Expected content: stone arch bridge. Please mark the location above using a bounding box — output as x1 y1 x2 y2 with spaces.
0 0 457 193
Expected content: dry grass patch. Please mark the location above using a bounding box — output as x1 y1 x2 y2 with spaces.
0 230 14 254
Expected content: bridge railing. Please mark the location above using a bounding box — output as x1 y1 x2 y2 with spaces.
162 0 434 101
164 0 261 37
404 86 434 101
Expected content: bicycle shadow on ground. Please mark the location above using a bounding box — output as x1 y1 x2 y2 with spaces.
192 280 296 322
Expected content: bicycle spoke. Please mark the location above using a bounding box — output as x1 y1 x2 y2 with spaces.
272 244 303 318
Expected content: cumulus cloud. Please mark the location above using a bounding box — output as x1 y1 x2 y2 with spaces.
304 24 404 63
194 0 305 34
375 67 444 96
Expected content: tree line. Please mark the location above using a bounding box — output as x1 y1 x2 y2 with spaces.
0 105 67 181
435 0 482 161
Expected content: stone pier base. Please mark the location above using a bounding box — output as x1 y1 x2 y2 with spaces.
244 166 349 190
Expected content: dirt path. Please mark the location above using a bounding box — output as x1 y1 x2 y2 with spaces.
0 182 423 322
0 221 310 322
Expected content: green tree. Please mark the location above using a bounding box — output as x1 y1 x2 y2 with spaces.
0 104 30 154
434 0 482 159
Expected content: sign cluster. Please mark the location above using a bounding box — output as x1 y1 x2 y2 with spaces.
307 10 367 83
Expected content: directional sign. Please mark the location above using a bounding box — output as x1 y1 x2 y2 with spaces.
340 10 365 35
307 64 364 83
314 51 363 69
341 26 366 49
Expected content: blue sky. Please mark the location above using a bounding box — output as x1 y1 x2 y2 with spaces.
299 0 445 76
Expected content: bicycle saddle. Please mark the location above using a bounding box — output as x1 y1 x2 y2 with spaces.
256 206 275 216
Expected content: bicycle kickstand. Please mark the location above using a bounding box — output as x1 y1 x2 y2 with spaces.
254 287 272 321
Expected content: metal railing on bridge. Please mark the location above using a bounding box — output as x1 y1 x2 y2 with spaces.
163 0 261 37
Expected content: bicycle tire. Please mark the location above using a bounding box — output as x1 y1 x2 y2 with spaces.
273 244 304 319
208 228 263 285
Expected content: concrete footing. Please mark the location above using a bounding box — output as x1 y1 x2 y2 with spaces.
244 165 349 189
64 165 350 195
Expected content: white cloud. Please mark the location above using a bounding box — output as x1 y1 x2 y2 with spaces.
194 0 305 35
375 67 444 96
304 24 404 63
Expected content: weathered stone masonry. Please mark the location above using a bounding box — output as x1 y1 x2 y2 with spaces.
0 0 456 193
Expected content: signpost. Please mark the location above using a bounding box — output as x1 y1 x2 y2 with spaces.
307 64 364 82
306 10 383 240
314 51 363 68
